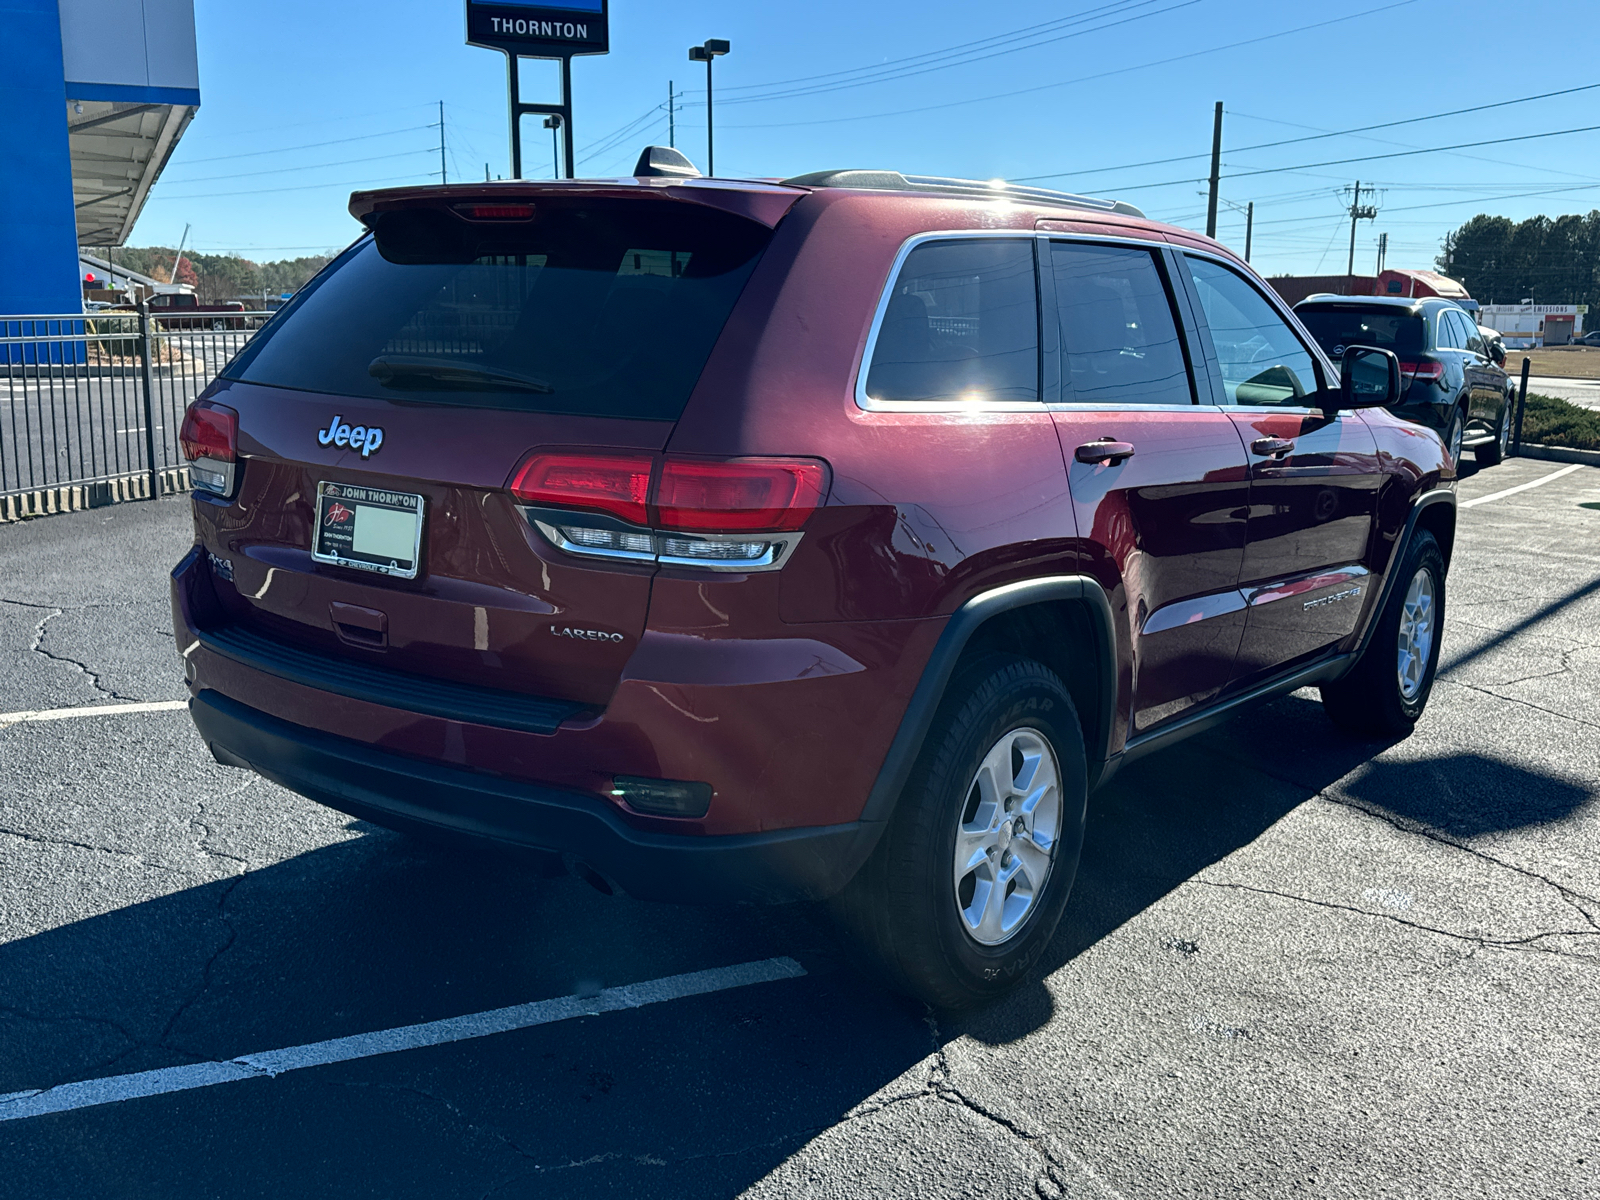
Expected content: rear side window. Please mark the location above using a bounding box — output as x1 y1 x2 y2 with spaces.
1296 305 1426 359
224 200 772 419
1051 242 1192 406
863 238 1039 404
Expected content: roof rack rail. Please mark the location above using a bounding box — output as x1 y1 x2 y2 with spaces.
776 169 1144 219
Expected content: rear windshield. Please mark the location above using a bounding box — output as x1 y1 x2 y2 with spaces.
1295 305 1425 359
224 199 772 420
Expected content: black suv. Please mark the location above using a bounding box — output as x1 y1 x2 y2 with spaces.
1294 295 1511 466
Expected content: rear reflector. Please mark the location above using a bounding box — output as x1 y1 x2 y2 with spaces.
180 400 237 463
610 775 712 818
509 453 654 525
654 458 828 532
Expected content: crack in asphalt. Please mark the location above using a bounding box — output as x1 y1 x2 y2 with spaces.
315 1078 545 1170
0 1003 143 1054
0 822 188 875
23 607 143 703
1324 795 1600 933
464 1010 1126 1198
1192 738 1600 934
1192 878 1600 964
831 1009 1128 1200
156 874 246 1049
188 789 255 869
1438 676 1600 733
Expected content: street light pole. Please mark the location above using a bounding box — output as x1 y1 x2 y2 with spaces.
689 39 730 176
544 114 562 179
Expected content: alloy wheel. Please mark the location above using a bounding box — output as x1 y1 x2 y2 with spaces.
1396 567 1437 701
952 727 1061 946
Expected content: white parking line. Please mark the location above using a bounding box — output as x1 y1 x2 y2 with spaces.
0 700 188 728
1461 463 1584 509
0 957 806 1123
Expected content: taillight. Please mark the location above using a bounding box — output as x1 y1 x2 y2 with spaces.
1399 359 1444 384
180 400 239 497
509 453 653 525
180 400 237 462
655 458 828 532
509 452 831 572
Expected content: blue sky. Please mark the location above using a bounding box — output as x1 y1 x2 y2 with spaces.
135 0 1600 284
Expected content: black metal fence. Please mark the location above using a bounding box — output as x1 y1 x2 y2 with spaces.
1 310 270 520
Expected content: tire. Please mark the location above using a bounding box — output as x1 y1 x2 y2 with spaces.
831 654 1088 1009
211 318 226 332
1443 407 1465 466
1320 530 1445 738
1476 397 1510 466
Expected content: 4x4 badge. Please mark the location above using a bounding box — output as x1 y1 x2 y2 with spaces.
318 415 384 459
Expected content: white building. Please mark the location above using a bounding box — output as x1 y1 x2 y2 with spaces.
1478 303 1587 349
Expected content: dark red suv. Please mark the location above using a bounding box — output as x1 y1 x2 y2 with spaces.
172 161 1454 1007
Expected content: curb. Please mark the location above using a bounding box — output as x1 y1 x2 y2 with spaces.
0 468 192 525
1515 443 1600 467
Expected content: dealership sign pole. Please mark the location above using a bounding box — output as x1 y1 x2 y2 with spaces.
466 0 609 180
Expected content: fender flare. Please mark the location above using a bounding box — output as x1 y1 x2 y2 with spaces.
859 576 1118 825
1349 485 1456 661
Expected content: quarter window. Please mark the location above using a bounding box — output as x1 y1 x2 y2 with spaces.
864 239 1039 405
1437 309 1464 350
1186 256 1321 407
1051 242 1192 406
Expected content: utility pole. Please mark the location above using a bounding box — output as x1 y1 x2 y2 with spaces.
668 80 676 148
172 223 190 285
1205 101 1223 239
1244 201 1254 263
689 40 731 176
437 101 447 185
1346 180 1377 280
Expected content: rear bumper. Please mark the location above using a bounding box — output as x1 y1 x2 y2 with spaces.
190 688 883 904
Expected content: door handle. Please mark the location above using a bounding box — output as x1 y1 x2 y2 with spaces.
1075 439 1136 464
1250 437 1295 458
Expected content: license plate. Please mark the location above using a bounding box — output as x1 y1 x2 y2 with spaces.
312 482 424 579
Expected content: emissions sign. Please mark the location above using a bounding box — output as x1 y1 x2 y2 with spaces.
466 0 608 57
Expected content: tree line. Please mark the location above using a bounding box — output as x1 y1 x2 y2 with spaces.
1437 211 1600 309
90 247 336 305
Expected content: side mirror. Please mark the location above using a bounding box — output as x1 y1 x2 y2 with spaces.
1340 345 1401 409
1490 343 1506 366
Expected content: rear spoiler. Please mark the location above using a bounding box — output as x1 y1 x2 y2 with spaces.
349 179 805 231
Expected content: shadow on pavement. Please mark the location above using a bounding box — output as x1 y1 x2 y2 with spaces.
964 691 1594 1044
2 692 1592 1195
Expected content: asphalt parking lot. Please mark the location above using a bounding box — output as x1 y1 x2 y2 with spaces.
2 456 1598 1199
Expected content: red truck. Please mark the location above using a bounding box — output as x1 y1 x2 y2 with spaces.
140 290 250 330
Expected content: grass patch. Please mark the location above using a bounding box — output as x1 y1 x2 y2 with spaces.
1519 392 1600 451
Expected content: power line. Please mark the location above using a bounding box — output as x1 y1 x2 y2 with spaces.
703 0 1203 108
146 172 430 202
167 125 437 168
1223 123 1600 183
708 0 1174 99
719 0 1420 130
1013 81 1600 184
159 148 436 187
1077 121 1600 197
